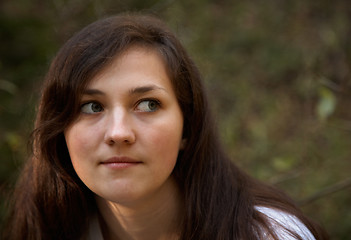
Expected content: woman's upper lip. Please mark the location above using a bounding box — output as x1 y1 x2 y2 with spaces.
101 156 141 164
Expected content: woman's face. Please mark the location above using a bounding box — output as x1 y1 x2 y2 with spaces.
64 47 184 205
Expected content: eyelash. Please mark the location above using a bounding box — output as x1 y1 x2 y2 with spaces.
80 101 104 114
135 98 161 112
80 98 161 114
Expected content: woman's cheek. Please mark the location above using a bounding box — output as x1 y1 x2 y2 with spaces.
65 124 94 160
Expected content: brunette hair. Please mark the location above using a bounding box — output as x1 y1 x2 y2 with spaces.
3 13 328 240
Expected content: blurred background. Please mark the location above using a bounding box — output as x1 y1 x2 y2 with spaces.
0 0 350 239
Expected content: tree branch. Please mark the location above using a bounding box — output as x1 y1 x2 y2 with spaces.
299 178 351 206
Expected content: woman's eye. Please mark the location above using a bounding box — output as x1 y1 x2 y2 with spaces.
81 102 104 114
136 100 160 112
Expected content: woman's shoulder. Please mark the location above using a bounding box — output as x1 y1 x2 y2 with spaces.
255 206 316 240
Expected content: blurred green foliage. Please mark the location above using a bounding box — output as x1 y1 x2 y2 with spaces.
1 0 350 239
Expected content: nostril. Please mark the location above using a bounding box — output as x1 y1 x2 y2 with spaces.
103 112 136 145
104 127 136 145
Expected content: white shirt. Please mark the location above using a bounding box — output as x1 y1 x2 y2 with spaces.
87 207 316 240
255 206 316 240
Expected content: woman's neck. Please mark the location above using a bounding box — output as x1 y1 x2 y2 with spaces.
95 178 183 240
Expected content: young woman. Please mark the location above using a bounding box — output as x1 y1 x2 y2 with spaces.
3 13 328 240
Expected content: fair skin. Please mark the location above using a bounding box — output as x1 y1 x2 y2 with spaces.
64 46 184 240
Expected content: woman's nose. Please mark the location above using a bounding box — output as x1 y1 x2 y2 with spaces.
104 110 136 145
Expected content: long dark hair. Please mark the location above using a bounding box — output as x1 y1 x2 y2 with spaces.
3 13 328 240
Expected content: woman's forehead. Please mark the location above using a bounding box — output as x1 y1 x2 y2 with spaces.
82 45 172 88
86 47 171 90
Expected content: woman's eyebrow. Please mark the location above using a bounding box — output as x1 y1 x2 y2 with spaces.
83 85 167 96
129 85 167 95
82 89 105 96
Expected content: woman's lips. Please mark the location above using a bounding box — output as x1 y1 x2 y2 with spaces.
100 156 142 169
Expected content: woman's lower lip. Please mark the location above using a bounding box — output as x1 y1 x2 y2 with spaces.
101 162 140 169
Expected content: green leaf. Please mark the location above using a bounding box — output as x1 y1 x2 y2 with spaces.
317 87 336 121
